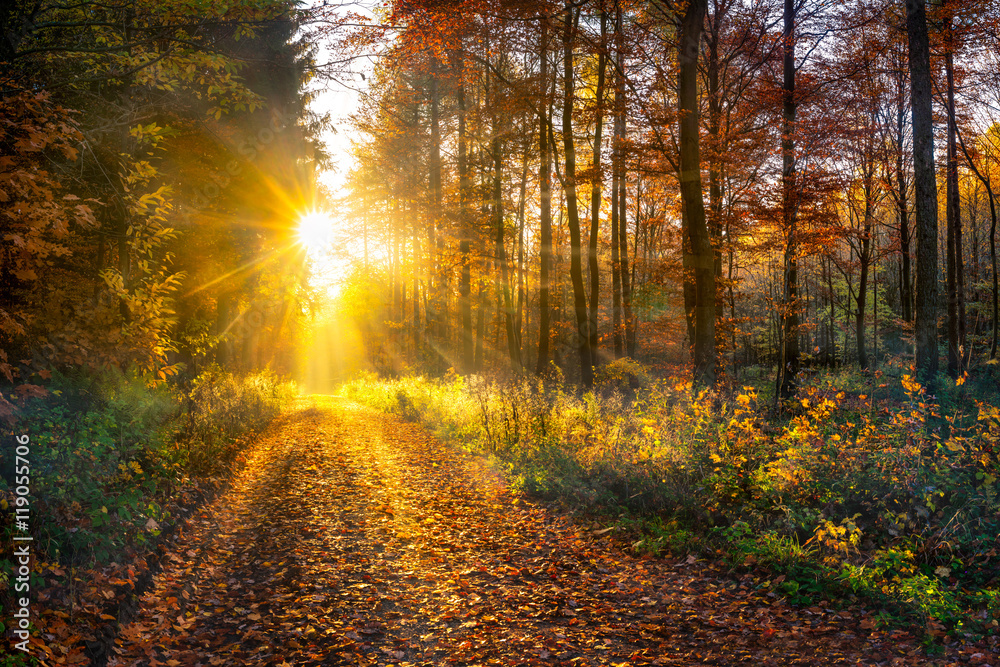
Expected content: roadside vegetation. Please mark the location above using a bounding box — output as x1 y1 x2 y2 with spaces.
340 362 1000 644
0 368 295 664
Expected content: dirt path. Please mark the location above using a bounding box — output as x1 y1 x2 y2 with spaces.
107 398 977 666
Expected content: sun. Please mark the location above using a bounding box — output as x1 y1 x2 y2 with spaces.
297 210 334 255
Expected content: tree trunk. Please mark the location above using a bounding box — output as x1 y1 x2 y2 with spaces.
707 0 726 368
610 3 624 358
536 20 553 375
457 67 474 373
493 105 521 372
776 0 799 400
475 270 487 371
516 146 528 367
429 64 443 341
587 5 607 369
562 2 594 388
896 97 913 323
412 199 420 349
946 48 964 377
992 194 999 358
678 0 714 385
906 0 940 382
611 107 623 357
618 4 634 358
857 206 871 370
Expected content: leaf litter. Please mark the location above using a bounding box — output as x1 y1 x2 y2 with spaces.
105 397 998 667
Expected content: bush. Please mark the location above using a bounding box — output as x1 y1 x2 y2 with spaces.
174 366 296 473
341 368 1000 638
0 366 295 569
1 368 179 565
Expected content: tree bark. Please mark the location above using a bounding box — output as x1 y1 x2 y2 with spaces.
610 2 624 358
906 0 940 382
617 5 634 358
562 2 594 388
857 198 872 370
536 20 553 374
457 66 474 373
706 0 726 368
946 48 964 377
492 91 522 372
429 63 443 341
587 5 607 369
896 97 913 323
776 0 799 400
678 0 714 384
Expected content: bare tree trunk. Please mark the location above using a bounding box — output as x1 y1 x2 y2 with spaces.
457 64 474 373
611 107 623 357
895 91 913 323
992 197 999 358
608 5 624 358
618 4 634 358
475 268 487 372
946 48 964 377
516 146 528 366
429 63 443 341
493 101 521 371
678 0 714 384
857 195 872 370
626 171 638 357
412 199 420 349
707 0 727 370
776 0 799 400
906 0 940 382
587 5 607 369
536 20 553 374
562 2 594 388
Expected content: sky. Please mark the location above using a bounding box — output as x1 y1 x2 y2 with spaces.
296 1 379 295
304 1 377 195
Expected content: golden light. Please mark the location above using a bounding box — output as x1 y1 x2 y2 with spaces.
297 209 334 255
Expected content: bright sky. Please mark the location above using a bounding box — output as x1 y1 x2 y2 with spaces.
297 1 378 296
306 1 376 195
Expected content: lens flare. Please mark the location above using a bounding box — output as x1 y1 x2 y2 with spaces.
297 210 333 254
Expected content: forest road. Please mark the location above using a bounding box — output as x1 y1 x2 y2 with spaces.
109 396 924 667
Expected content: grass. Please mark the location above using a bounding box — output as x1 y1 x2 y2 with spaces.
339 363 1000 642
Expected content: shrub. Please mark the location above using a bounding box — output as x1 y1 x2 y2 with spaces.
174 366 296 473
0 366 295 568
341 367 1000 637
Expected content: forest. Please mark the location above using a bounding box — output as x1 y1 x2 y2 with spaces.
338 0 1000 392
2 0 1000 664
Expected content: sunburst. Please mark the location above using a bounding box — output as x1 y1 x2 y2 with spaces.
297 210 334 255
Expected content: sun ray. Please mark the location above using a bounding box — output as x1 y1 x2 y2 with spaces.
297 210 334 255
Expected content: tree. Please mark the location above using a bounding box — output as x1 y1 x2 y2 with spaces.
906 0 941 382
677 0 715 384
775 0 800 399
561 1 595 388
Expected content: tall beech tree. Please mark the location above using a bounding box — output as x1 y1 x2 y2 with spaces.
906 0 941 382
775 0 800 399
677 0 715 384
561 1 595 388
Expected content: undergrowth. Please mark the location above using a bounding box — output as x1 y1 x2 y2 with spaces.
0 366 295 582
340 363 1000 641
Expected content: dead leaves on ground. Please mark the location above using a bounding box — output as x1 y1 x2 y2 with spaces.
96 398 998 667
